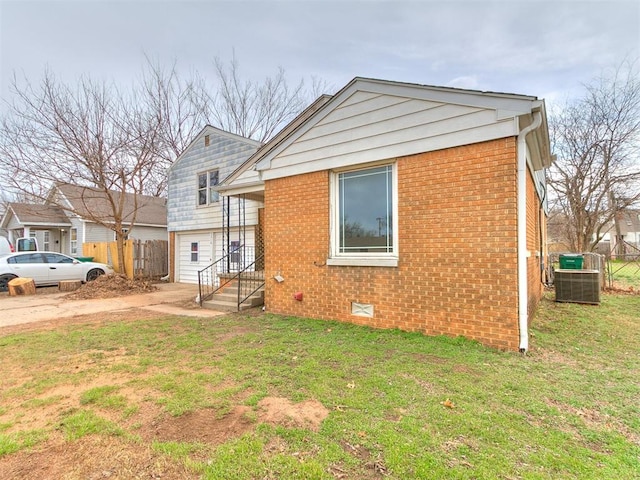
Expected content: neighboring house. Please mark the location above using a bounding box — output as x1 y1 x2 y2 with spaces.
215 77 553 351
0 184 167 256
598 209 640 255
166 126 262 283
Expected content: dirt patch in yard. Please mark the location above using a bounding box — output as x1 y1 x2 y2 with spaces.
0 290 332 478
0 433 199 480
0 313 329 478
65 274 158 300
0 395 330 479
0 307 162 336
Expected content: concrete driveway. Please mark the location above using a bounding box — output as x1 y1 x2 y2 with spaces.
0 283 225 329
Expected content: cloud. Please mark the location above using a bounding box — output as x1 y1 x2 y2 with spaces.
446 76 480 90
0 0 638 108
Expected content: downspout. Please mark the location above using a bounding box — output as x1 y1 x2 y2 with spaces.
517 111 542 353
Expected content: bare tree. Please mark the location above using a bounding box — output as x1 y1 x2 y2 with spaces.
0 58 329 271
548 61 640 252
142 55 331 185
140 57 214 194
210 55 325 142
0 71 160 272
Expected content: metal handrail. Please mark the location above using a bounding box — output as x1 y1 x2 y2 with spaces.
198 245 253 306
237 254 265 309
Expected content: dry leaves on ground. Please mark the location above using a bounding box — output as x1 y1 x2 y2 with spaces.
65 274 158 300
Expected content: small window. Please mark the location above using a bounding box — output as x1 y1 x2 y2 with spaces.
114 228 129 241
204 134 210 146
230 240 241 265
70 228 78 255
43 231 50 251
197 169 220 205
190 242 199 262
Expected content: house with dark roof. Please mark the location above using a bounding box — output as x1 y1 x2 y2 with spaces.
599 209 640 256
0 184 167 256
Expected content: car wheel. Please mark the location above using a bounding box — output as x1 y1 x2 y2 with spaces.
0 274 18 292
86 269 104 282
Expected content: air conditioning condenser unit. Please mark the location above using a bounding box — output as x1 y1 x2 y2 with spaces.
554 269 601 305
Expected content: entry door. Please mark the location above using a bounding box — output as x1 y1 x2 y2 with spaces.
178 232 215 284
60 229 68 255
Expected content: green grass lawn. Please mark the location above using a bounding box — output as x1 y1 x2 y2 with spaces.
1 293 639 479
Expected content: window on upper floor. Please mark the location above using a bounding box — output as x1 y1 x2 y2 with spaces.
197 170 220 206
328 162 398 267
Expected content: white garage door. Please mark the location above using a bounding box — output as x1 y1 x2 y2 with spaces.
177 232 215 284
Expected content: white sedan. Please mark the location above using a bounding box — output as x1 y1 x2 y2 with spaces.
0 252 115 292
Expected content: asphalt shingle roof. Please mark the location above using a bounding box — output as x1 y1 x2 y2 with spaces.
8 203 71 225
56 184 167 226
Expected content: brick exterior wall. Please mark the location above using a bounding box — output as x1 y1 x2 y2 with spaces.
264 137 544 350
526 169 544 319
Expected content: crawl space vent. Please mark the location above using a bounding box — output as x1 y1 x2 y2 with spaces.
554 269 601 305
351 302 374 317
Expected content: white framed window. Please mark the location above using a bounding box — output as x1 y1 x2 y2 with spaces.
70 228 78 255
328 162 398 267
114 228 129 241
190 242 199 262
197 170 220 205
43 231 50 251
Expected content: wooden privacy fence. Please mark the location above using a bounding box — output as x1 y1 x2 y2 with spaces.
82 240 168 279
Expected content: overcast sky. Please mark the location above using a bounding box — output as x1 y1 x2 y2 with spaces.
0 0 638 111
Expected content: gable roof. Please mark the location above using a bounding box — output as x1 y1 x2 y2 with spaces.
616 209 640 234
55 183 167 226
253 76 551 181
2 203 72 227
218 94 334 192
169 124 262 178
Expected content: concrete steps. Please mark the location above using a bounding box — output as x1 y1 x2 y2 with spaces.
201 281 264 312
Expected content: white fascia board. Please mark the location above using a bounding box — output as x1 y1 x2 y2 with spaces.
22 222 72 227
128 223 167 228
218 182 265 197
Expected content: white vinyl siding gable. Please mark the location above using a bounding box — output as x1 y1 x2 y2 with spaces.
256 80 542 180
167 127 260 232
